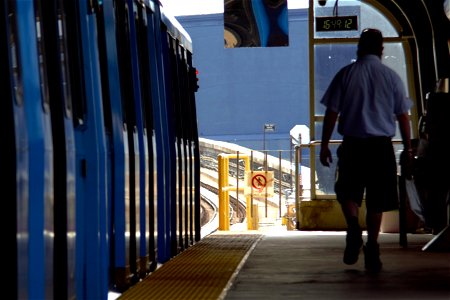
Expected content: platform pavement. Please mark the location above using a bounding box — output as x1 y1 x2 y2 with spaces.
223 225 450 300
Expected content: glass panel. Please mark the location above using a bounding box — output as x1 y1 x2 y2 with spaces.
8 6 23 106
57 11 73 117
35 4 50 113
359 3 397 37
382 43 410 96
309 0 415 200
314 120 343 143
314 43 357 116
314 42 411 118
314 142 339 195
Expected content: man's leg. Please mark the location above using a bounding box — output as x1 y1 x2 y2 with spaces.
341 200 363 265
364 211 383 271
366 211 382 243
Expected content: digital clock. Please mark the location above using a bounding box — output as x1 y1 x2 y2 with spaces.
315 15 358 32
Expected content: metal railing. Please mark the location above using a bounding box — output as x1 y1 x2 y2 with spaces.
212 138 406 231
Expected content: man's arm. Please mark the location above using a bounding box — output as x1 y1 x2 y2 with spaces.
397 112 411 151
397 112 413 178
320 108 338 167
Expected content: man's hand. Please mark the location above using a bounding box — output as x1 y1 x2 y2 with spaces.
320 145 333 167
400 149 414 179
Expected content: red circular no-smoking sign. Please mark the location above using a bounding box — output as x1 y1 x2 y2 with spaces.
252 174 267 192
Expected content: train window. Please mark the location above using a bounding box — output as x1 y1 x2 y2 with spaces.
34 2 51 113
178 46 191 139
135 4 154 130
34 0 74 120
7 4 23 106
95 3 113 133
115 1 136 125
64 0 87 127
56 2 73 118
169 37 182 136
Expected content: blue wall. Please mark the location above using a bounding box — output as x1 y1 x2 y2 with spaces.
177 9 309 152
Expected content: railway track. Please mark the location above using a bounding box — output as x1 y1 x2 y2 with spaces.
200 181 246 225
199 147 297 227
200 154 295 196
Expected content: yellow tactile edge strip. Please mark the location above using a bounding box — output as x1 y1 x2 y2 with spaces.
118 232 263 300
217 233 262 300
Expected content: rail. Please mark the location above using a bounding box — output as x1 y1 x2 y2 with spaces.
207 138 406 232
296 138 405 199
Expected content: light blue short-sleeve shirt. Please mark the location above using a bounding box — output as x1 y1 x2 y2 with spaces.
320 55 413 138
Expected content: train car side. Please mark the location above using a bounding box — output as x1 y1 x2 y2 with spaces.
2 0 200 298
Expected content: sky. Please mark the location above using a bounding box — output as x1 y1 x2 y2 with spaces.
160 0 450 19
160 0 309 16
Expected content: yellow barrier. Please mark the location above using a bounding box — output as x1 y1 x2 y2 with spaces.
218 153 257 230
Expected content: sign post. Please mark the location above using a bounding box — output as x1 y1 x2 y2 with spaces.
263 123 275 151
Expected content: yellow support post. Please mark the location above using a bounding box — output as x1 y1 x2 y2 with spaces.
218 154 230 230
242 156 257 230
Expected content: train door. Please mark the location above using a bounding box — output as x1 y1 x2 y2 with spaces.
123 0 144 285
148 4 173 264
94 0 129 292
178 43 191 250
0 2 29 299
184 50 201 245
125 0 152 283
65 0 109 298
188 63 202 242
181 51 198 246
308 0 419 200
113 0 136 289
15 1 56 299
143 4 161 266
160 32 179 257
176 42 193 248
168 36 185 253
135 1 158 275
114 0 153 287
37 0 77 299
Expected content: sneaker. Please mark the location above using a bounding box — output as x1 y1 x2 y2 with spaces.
363 242 382 272
343 228 363 265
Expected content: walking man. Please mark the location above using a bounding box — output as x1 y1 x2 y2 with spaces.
319 28 413 272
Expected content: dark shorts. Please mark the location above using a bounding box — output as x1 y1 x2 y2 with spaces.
335 136 399 213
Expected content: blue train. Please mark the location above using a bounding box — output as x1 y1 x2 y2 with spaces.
1 0 200 299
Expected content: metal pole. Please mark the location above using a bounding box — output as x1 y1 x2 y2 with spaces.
295 146 301 230
290 137 293 190
279 151 282 218
263 127 266 151
236 151 239 221
251 151 254 218
264 151 268 218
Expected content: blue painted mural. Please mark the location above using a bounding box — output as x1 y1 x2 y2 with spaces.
224 0 289 48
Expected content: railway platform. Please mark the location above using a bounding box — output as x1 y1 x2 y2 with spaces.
117 224 450 300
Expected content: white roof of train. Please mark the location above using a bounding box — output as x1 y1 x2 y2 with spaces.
154 1 193 52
